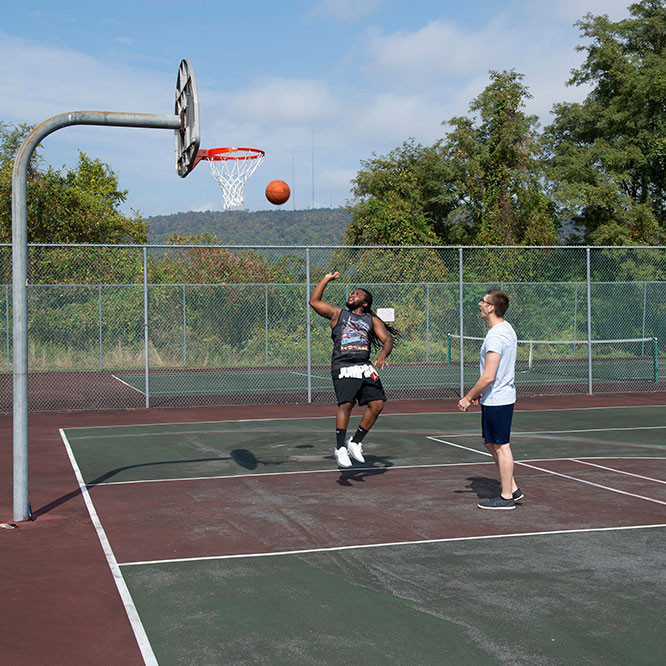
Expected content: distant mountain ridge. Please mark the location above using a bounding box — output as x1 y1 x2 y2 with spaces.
147 208 350 246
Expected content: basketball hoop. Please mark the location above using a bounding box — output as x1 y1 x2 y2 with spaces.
196 147 265 209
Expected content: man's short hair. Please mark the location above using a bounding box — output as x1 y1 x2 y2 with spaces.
486 290 509 317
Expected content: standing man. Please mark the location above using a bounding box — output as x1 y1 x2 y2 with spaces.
309 271 398 468
458 290 522 510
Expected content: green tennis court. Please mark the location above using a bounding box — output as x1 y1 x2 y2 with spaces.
61 405 666 664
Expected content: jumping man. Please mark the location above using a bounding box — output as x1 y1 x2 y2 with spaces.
309 271 399 467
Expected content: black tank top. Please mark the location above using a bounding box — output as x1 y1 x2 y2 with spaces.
331 310 373 371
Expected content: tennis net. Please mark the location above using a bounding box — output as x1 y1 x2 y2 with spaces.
447 334 659 383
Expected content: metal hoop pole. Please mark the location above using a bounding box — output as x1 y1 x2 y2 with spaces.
12 110 180 522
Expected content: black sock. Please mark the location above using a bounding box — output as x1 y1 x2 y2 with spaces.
351 426 368 443
336 429 347 449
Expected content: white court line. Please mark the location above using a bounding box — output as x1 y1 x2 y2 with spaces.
429 437 666 506
517 461 666 506
572 459 666 484
288 371 330 381
427 436 493 457
90 460 495 487
59 429 157 665
60 403 666 431
118 523 666 567
89 455 666 487
111 374 146 396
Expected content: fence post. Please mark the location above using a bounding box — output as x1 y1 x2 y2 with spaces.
573 281 578 359
265 284 269 366
306 248 311 403
425 283 430 363
98 284 103 370
183 285 187 366
5 285 9 372
459 247 464 397
642 281 647 356
143 247 150 408
586 247 593 394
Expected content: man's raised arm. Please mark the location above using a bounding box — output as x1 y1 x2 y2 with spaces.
309 271 342 321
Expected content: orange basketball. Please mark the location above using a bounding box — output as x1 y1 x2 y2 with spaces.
265 180 291 205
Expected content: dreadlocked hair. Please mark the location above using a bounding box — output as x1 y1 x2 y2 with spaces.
357 288 402 351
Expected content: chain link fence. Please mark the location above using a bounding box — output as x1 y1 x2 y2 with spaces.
0 244 664 412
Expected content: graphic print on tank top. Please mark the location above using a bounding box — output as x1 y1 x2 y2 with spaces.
340 315 370 352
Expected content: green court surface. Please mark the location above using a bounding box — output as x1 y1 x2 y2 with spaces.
62 406 666 664
122 529 664 665
112 360 664 397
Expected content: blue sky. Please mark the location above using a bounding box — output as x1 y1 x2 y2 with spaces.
1 0 632 217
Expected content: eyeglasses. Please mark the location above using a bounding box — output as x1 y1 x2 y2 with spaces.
480 299 494 305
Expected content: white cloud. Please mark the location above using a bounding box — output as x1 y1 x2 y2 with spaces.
366 20 487 80
0 33 169 122
361 1 634 128
224 78 340 127
349 92 447 145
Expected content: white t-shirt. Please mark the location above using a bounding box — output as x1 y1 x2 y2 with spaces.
479 320 517 406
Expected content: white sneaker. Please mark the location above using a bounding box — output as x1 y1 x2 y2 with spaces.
346 438 365 463
334 446 352 468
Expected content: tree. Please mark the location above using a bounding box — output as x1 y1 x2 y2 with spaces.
346 71 557 247
0 122 147 243
443 70 557 245
346 140 446 245
544 0 666 245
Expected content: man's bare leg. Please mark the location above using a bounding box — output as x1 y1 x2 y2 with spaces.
336 402 354 430
484 442 518 495
359 399 384 431
485 442 515 499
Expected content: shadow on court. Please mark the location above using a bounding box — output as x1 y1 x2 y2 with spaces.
88 456 233 485
454 476 503 499
229 448 285 470
336 468 387 486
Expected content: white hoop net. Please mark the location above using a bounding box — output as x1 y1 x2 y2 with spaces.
204 149 264 209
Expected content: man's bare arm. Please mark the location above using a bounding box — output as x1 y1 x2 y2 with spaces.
309 271 342 323
371 316 393 369
458 351 500 412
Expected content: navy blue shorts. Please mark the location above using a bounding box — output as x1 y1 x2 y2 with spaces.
481 403 514 445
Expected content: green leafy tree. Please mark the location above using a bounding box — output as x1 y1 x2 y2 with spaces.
544 0 666 245
0 122 147 243
346 71 557 247
346 140 447 245
443 70 557 246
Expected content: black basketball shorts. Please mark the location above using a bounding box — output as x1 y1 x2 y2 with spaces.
332 364 387 406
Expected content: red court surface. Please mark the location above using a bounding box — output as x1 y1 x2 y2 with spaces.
1 392 665 665
90 460 666 565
